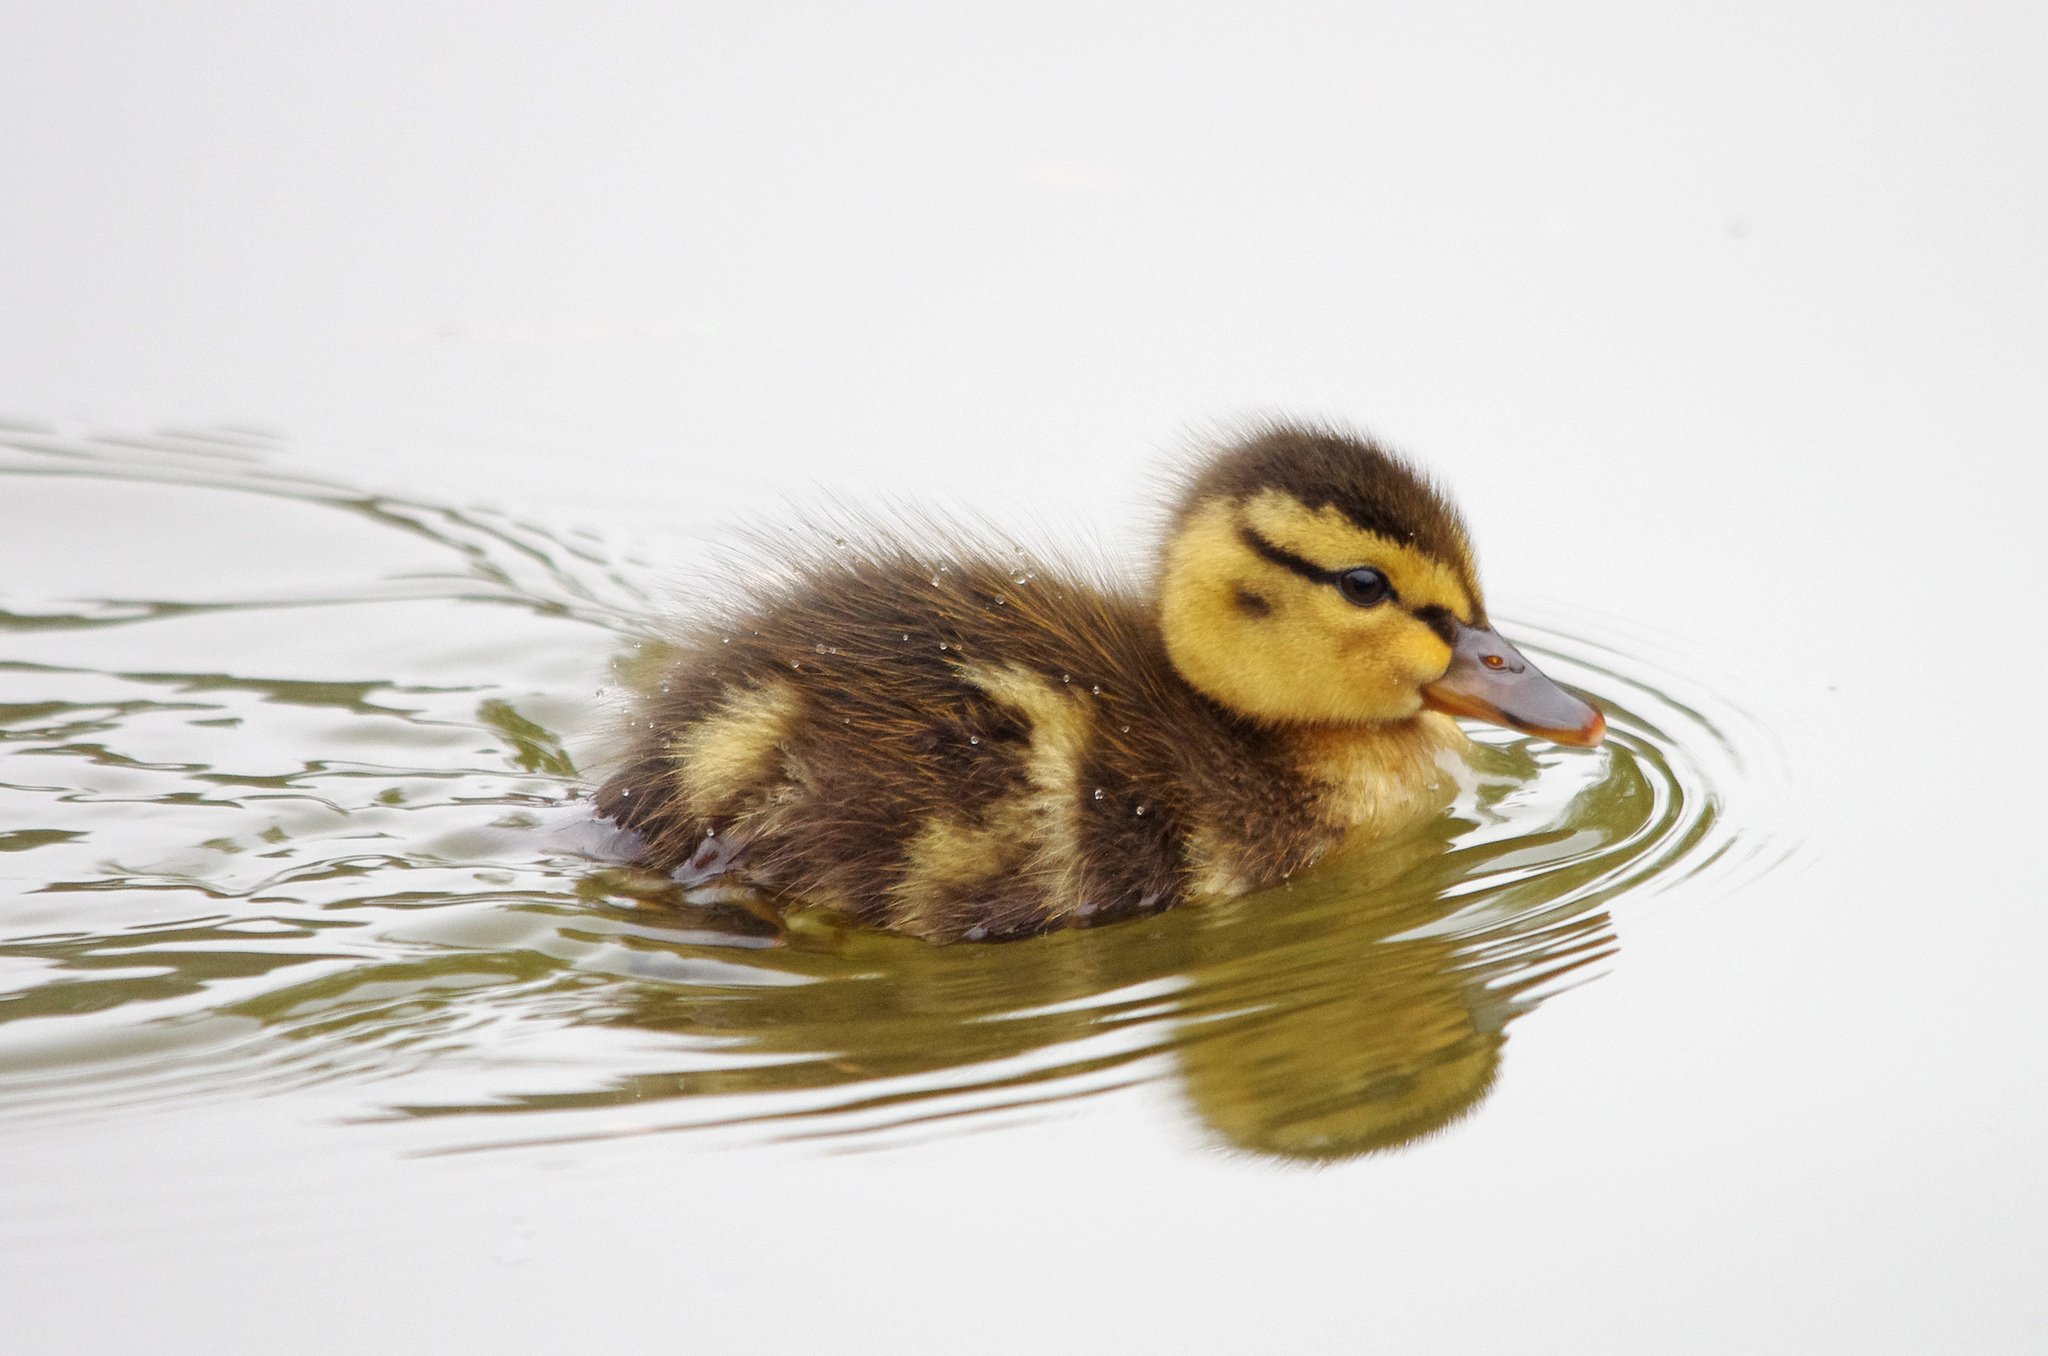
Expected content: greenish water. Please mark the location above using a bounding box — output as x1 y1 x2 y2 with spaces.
0 426 1781 1162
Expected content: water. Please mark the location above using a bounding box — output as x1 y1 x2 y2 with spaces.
0 427 1778 1162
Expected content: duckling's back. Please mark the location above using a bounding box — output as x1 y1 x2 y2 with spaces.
596 543 1330 942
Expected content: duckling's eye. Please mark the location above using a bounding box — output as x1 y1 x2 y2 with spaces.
1337 567 1392 607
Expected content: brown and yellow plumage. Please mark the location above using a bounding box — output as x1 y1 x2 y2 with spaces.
596 422 1603 943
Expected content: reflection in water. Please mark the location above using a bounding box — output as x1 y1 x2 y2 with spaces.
1173 858 1609 1161
0 423 1782 1161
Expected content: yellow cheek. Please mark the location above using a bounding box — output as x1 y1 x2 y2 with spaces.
1331 606 1453 712
1348 614 1454 686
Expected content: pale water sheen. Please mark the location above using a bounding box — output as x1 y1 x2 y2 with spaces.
0 426 1786 1161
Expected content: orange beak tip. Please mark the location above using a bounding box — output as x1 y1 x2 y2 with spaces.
1559 707 1607 748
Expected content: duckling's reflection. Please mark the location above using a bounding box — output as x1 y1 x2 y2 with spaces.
414 807 1616 1163
1168 834 1612 1160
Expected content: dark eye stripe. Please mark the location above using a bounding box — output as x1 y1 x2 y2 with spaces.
1240 525 1405 602
1412 604 1458 644
1236 525 1343 585
1239 524 1456 623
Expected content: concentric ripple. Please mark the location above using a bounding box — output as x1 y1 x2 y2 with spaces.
0 423 1793 1161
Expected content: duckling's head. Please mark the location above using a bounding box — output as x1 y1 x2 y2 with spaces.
1157 423 1603 745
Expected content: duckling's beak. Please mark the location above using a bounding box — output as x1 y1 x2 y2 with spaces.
1421 623 1605 747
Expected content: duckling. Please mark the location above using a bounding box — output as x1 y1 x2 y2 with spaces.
595 422 1603 943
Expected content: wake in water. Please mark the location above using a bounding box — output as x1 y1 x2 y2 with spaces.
0 423 1793 1161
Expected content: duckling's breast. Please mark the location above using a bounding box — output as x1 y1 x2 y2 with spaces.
1289 712 1470 843
1170 713 1467 900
